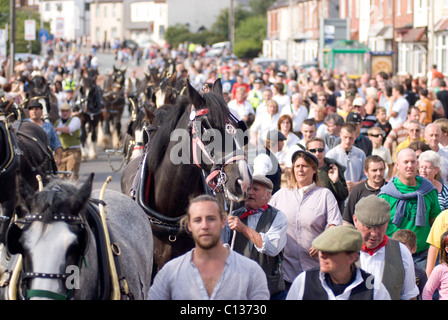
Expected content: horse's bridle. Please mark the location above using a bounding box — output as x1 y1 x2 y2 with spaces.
188 104 246 193
10 213 88 300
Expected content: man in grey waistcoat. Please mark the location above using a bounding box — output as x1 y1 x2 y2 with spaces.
353 195 420 300
226 175 288 299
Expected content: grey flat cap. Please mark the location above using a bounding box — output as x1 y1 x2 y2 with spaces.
252 175 273 191
354 195 391 227
312 225 363 253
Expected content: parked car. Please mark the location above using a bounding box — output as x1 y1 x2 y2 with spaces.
15 53 40 61
252 57 287 71
211 41 230 51
298 61 319 71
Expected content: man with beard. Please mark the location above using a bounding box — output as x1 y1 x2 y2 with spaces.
147 195 269 300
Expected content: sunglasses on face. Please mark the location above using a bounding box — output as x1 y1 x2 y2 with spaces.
308 148 325 153
368 134 382 138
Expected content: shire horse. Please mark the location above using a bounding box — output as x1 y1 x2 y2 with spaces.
4 173 153 300
101 66 126 149
25 75 60 124
0 104 58 271
121 79 252 272
74 68 103 160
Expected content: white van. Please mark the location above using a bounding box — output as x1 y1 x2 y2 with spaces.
211 41 230 51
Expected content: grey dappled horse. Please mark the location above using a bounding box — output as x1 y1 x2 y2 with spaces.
5 174 153 300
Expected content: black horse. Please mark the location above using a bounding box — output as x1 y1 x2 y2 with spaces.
0 117 21 244
0 111 57 245
74 68 103 160
121 79 252 272
101 66 126 149
25 75 60 124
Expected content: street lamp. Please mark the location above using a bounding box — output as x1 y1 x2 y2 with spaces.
9 0 15 78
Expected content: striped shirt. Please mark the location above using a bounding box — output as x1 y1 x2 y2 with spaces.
439 183 448 211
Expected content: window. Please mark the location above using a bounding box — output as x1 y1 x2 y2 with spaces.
159 25 165 39
397 0 401 15
438 35 448 73
45 3 50 11
379 0 384 18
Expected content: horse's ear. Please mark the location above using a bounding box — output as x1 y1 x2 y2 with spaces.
212 78 223 97
150 69 159 82
186 80 204 106
71 173 94 212
113 65 117 72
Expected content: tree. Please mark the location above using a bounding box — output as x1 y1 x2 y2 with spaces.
234 15 266 58
248 0 276 16
163 1 272 58
0 3 47 55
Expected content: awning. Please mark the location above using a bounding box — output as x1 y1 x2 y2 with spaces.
435 18 448 32
368 24 384 37
377 25 393 39
401 27 427 43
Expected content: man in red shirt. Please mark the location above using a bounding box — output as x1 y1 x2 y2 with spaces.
231 74 251 100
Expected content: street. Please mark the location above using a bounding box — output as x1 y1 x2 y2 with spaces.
77 49 139 193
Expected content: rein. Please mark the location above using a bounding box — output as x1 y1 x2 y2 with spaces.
188 104 246 250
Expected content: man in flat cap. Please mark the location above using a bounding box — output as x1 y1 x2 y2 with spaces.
225 175 288 299
26 100 63 167
286 225 391 300
353 195 419 300
54 103 82 181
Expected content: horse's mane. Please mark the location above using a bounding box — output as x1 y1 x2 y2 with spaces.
146 90 231 173
146 97 189 173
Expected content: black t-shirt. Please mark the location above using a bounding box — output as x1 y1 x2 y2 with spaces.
343 180 383 224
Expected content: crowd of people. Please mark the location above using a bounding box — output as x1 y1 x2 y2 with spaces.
148 48 448 300
2 38 448 300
